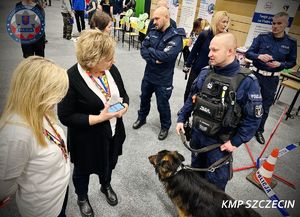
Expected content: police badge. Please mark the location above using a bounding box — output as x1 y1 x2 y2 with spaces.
255 105 263 118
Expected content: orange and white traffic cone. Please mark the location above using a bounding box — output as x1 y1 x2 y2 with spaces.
247 148 279 189
253 148 279 185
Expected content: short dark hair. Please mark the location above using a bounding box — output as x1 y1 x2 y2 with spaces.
90 11 112 31
273 11 289 20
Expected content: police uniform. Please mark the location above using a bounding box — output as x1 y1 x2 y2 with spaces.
177 59 262 190
246 32 297 133
136 26 185 132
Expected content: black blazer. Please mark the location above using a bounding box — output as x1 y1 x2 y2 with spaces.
58 63 129 174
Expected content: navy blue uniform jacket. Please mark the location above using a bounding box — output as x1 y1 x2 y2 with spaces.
246 32 297 72
140 25 185 86
177 60 263 147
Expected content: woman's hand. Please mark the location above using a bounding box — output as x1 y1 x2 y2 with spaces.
89 103 121 125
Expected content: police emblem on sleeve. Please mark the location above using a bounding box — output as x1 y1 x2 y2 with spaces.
255 105 263 117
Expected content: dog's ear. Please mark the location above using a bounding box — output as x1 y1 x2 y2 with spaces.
175 151 185 162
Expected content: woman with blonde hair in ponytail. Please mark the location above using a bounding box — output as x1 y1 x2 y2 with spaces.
0 56 70 217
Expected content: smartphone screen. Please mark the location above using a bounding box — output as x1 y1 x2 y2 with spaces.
108 102 125 112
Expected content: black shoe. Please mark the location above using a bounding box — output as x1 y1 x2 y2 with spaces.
255 132 265 144
77 198 94 217
158 129 168 140
132 119 146 129
100 185 118 206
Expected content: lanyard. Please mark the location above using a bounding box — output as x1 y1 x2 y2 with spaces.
44 115 68 162
86 71 111 101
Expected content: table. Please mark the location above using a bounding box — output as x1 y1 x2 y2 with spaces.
275 71 300 120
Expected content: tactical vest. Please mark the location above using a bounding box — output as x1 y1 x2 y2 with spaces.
192 67 251 142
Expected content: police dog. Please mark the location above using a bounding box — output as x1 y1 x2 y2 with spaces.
148 150 261 217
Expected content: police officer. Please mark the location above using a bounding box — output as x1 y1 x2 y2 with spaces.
145 0 177 35
246 12 297 144
133 6 185 140
176 32 262 191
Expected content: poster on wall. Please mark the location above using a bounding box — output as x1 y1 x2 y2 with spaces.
178 0 198 36
169 0 179 23
198 0 216 23
245 0 299 47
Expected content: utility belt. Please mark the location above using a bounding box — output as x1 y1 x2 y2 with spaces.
256 69 280 77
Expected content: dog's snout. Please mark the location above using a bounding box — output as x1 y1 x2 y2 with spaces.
148 155 157 165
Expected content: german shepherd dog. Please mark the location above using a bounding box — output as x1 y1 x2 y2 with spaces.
148 150 261 217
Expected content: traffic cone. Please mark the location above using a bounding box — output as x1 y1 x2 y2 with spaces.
247 148 279 189
253 148 279 185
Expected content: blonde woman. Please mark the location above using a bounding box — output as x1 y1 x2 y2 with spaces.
182 18 210 64
0 56 70 217
58 29 129 216
182 11 230 103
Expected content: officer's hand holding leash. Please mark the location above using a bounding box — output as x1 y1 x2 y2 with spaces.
176 122 185 135
220 140 237 152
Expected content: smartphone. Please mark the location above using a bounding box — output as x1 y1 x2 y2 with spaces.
108 102 125 112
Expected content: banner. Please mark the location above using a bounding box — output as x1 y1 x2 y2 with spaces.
198 0 216 23
245 0 299 47
178 0 198 36
169 0 179 23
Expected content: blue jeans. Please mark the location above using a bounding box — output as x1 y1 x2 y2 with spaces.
254 72 279 132
138 79 173 130
190 128 230 191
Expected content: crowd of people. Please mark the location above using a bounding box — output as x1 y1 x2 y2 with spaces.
0 0 297 216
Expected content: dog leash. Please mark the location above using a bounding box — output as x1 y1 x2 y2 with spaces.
179 131 233 175
179 131 222 154
182 154 232 173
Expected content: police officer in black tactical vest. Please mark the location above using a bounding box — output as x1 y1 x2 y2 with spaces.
176 32 263 191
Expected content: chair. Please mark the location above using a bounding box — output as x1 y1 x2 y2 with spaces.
122 22 139 51
113 18 123 41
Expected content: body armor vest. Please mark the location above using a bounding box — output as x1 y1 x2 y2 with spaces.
192 67 251 141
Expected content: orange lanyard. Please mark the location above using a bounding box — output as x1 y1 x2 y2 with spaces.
86 71 111 101
44 116 68 162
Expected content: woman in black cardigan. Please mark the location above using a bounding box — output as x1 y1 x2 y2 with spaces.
58 29 129 216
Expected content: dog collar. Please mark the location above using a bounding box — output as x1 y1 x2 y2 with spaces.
172 163 185 176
